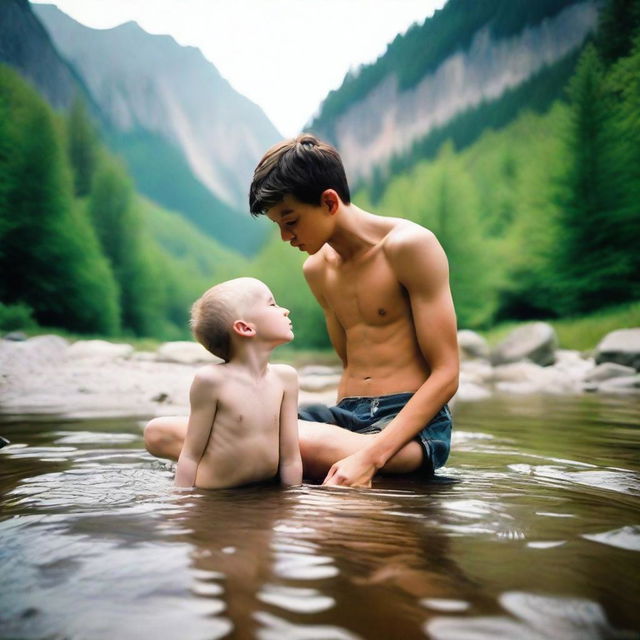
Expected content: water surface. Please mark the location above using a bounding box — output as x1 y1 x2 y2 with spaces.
1 394 639 639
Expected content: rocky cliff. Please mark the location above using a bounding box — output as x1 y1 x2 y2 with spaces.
311 0 600 182
0 0 96 113
34 4 282 211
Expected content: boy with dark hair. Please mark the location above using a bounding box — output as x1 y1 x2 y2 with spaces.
146 134 458 488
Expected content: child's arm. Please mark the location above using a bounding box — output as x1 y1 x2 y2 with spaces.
174 368 220 487
275 364 303 486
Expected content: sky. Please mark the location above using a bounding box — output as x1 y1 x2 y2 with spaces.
31 0 447 136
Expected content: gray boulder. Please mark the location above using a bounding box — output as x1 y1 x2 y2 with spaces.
458 330 490 360
3 331 27 341
460 359 493 385
156 341 221 364
454 381 492 402
595 328 640 370
597 375 640 394
491 322 558 367
67 340 134 361
584 362 637 383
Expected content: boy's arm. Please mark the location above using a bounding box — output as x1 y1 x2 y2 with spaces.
174 368 220 487
274 364 303 486
303 257 347 366
324 227 459 487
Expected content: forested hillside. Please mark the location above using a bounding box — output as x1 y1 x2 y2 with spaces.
355 0 640 329
0 64 326 345
309 0 599 188
1 0 637 348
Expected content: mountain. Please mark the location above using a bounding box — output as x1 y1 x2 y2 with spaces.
34 4 282 213
309 0 600 184
0 0 97 114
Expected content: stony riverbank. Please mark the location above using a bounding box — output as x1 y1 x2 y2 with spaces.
0 323 638 418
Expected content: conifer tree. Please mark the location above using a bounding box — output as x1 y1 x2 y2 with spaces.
66 96 99 197
0 67 120 333
88 155 163 335
552 44 631 314
380 143 498 328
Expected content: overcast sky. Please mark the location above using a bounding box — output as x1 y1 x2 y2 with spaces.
32 0 447 137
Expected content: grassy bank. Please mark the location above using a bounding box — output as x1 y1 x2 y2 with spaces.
481 301 640 352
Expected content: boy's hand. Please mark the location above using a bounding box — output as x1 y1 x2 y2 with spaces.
322 450 377 488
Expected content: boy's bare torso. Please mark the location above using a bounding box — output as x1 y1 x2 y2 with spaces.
307 217 431 400
195 365 285 489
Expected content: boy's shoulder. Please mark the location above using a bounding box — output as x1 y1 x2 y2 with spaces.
382 218 436 251
192 363 225 387
269 363 298 388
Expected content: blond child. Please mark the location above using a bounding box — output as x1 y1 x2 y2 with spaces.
174 277 302 489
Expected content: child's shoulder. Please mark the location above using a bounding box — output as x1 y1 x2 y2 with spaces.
192 362 226 387
269 363 298 387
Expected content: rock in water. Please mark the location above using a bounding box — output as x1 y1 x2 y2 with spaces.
595 328 640 370
491 322 558 367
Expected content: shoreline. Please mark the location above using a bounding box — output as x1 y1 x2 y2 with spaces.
0 323 638 420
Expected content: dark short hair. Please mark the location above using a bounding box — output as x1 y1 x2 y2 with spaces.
249 133 351 215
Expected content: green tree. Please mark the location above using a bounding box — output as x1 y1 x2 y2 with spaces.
597 0 640 64
0 65 120 334
605 36 640 295
66 96 99 197
379 143 499 328
88 155 164 335
552 45 633 314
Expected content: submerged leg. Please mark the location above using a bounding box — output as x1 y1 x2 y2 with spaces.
144 416 188 461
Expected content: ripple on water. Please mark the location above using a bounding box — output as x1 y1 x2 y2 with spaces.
583 525 640 551
257 584 335 614
508 463 640 496
420 597 470 612
426 591 637 640
273 552 339 580
254 611 360 640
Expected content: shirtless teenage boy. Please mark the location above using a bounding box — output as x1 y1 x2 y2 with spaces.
174 277 302 489
145 135 458 488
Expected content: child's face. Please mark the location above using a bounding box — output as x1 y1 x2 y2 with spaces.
242 281 293 344
266 194 335 255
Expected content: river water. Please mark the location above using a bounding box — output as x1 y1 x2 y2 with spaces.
0 394 638 640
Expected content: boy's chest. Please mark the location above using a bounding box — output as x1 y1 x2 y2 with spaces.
219 380 283 431
322 250 410 329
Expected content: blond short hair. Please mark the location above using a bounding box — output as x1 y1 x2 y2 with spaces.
190 278 258 362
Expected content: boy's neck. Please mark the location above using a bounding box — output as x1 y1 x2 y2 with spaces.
226 343 273 379
326 203 381 261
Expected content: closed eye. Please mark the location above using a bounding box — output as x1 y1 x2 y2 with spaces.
285 220 297 227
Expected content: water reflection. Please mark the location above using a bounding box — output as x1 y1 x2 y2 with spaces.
0 394 639 639
170 482 477 638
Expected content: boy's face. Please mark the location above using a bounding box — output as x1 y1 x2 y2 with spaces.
242 281 293 344
266 194 335 255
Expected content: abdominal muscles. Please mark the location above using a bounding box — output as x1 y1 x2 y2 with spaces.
340 319 430 398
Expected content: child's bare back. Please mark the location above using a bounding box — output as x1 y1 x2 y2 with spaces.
174 277 302 490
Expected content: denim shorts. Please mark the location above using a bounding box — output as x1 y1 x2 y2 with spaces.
298 392 452 476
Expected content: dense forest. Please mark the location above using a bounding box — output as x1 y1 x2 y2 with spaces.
0 0 638 347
